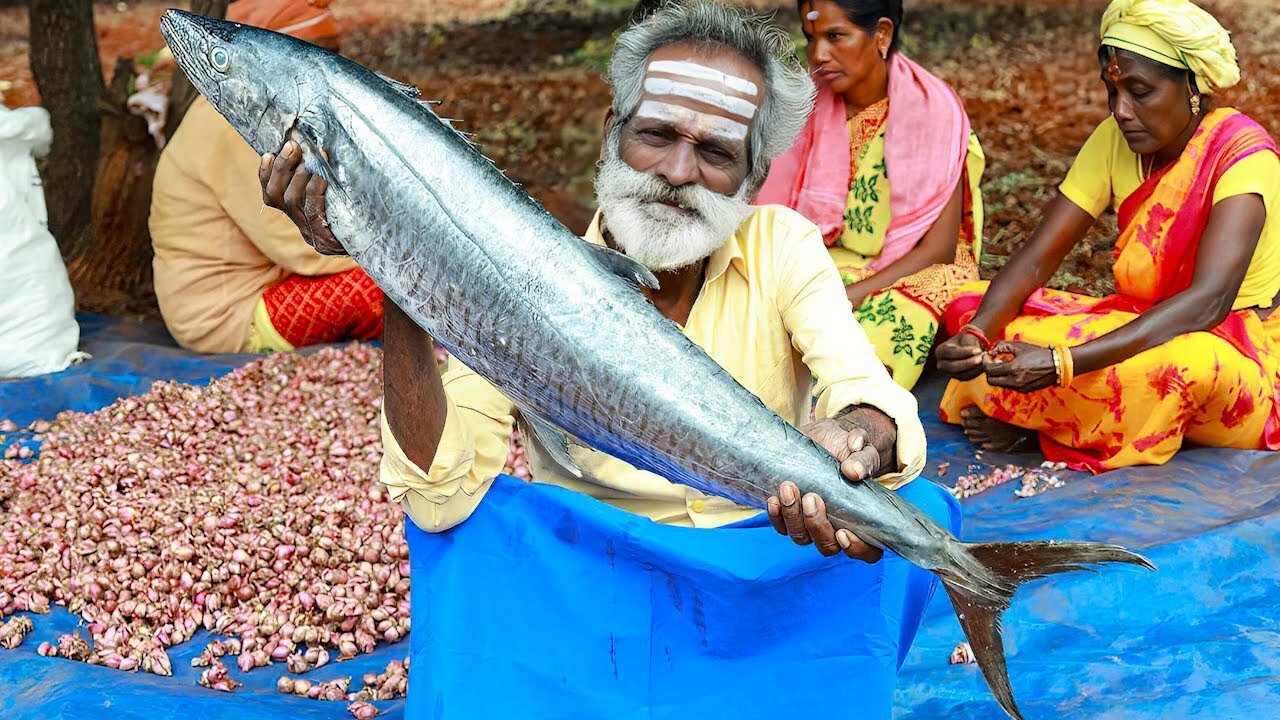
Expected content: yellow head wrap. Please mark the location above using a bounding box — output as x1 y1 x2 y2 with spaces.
1100 0 1239 93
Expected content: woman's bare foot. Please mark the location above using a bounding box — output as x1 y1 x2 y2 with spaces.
959 405 1036 452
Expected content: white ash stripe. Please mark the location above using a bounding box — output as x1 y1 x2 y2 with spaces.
643 77 758 120
635 100 748 142
647 60 759 97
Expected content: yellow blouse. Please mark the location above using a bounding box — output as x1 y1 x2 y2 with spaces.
1059 114 1280 310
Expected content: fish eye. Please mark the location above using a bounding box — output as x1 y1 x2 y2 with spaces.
209 46 230 72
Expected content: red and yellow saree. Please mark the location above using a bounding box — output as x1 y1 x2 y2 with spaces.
940 109 1280 472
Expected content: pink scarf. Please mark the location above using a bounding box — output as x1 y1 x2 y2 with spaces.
754 54 971 271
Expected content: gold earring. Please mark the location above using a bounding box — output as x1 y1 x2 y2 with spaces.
1190 94 1201 115
880 45 888 60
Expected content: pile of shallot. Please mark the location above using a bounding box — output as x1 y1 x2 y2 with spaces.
0 346 417 697
947 461 1070 500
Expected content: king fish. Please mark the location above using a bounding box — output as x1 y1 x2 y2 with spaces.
160 11 1154 719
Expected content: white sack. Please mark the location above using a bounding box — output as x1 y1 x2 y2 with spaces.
0 105 85 378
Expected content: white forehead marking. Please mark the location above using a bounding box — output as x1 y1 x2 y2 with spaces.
635 100 748 142
643 77 758 120
806 10 820 21
647 60 759 97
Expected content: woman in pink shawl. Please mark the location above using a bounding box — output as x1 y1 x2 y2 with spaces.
756 0 985 390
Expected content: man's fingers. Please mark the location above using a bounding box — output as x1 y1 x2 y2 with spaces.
836 529 883 563
802 494 841 557
777 481 812 545
846 427 866 454
283 162 313 217
766 496 788 537
258 153 274 202
839 446 880 482
262 144 301 207
305 173 329 207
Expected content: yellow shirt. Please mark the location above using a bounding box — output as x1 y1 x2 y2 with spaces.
380 205 927 532
1059 113 1280 310
149 97 356 353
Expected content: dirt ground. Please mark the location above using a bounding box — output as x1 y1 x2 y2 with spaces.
3 0 1279 296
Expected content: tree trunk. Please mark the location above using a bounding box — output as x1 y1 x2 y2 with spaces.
78 0 231 315
164 0 231 139
27 0 103 260
76 59 163 315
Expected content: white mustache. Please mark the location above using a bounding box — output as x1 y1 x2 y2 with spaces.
594 156 752 272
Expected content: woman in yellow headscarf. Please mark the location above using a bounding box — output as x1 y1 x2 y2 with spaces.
935 0 1280 472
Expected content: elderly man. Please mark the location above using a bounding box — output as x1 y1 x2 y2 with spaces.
149 0 382 353
260 2 959 717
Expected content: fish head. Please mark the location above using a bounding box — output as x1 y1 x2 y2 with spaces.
160 9 330 155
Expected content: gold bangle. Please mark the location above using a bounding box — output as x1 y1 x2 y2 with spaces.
1050 346 1063 385
1056 344 1075 387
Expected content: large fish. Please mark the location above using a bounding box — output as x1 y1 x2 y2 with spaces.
161 11 1153 719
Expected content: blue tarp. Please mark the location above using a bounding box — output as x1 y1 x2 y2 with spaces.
402 474 959 719
2 314 1278 719
896 382 1280 719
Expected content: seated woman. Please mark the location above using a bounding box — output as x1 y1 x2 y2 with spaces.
149 0 383 354
756 0 985 389
936 0 1280 473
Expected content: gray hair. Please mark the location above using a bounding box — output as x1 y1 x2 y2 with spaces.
606 0 816 195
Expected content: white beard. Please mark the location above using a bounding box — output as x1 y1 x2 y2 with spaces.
594 155 753 272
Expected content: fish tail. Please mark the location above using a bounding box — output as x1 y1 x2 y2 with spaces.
939 541 1156 720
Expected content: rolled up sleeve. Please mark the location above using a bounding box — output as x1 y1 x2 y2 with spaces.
379 358 516 532
775 223 927 488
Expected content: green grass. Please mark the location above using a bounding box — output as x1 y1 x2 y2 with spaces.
136 49 161 69
569 35 618 75
983 169 1039 197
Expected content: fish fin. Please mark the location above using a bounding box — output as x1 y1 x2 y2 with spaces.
431 115 485 153
376 71 422 99
376 72 443 112
301 136 349 204
516 406 583 479
587 244 660 291
292 115 347 200
301 136 340 186
942 541 1155 720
